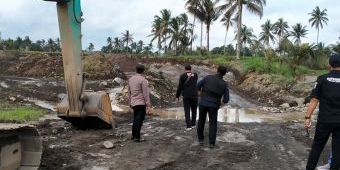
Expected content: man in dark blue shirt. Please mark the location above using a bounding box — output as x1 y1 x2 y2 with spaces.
197 66 229 148
304 53 340 170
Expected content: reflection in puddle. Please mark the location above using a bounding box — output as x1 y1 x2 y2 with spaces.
153 107 303 123
0 81 9 88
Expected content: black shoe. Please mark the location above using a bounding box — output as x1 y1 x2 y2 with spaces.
209 143 216 149
198 139 204 146
133 137 146 142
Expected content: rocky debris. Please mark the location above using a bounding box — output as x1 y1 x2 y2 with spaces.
103 141 114 149
236 71 316 107
0 51 318 109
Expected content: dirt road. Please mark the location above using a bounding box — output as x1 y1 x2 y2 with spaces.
36 114 331 170
0 51 331 169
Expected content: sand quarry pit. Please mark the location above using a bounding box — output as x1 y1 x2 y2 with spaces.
0 51 331 169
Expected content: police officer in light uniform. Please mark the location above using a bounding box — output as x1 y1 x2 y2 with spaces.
304 53 340 170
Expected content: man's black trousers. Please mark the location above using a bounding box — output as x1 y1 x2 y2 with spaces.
132 105 146 139
306 122 340 170
197 105 218 145
183 97 198 128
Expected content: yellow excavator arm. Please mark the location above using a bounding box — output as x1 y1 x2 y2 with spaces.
1 1 115 170
46 0 115 128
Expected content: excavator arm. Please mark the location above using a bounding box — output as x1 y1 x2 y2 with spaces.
0 1 114 170
46 0 115 128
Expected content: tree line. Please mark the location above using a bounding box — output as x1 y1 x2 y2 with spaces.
1 0 340 61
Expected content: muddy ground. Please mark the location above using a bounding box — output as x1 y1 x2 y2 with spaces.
0 51 331 170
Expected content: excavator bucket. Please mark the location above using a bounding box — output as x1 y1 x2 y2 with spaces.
0 124 42 170
46 0 115 128
56 91 115 128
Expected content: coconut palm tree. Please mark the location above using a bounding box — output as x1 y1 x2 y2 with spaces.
179 13 194 52
186 0 205 49
290 23 308 46
196 0 220 52
185 0 201 52
221 12 236 55
308 6 328 44
258 19 276 48
136 40 144 54
331 37 340 53
113 37 122 53
273 18 289 45
250 39 264 57
121 30 134 52
106 37 113 53
216 0 266 59
168 17 182 55
150 16 163 54
235 25 256 56
276 35 294 59
159 9 172 53
87 43 94 52
143 43 153 54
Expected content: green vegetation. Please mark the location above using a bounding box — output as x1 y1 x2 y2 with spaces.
0 99 44 123
169 54 328 83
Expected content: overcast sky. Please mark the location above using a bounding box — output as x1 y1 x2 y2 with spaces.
0 0 339 51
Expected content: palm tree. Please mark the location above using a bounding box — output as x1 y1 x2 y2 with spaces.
87 43 94 52
216 0 266 59
250 40 264 57
291 43 316 73
186 0 205 49
331 37 340 53
197 0 220 52
168 17 182 55
159 9 172 53
258 19 276 48
137 40 144 54
179 13 194 52
273 18 289 45
106 37 113 53
290 23 308 46
185 0 201 52
113 37 122 53
47 38 55 52
221 12 236 55
143 43 153 54
150 16 163 54
121 30 134 52
130 42 137 54
277 35 294 58
308 6 328 44
235 25 256 56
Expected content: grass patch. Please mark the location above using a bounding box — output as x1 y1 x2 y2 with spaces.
0 100 44 123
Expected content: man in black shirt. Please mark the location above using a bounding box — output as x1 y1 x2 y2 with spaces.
176 65 198 130
197 66 229 148
304 53 340 170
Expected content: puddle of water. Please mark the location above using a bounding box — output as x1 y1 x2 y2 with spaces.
152 107 304 123
25 99 57 111
88 166 109 170
39 114 60 121
0 81 9 88
108 87 124 112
